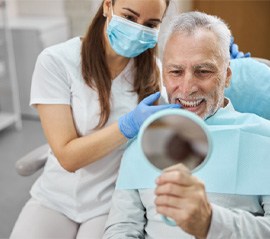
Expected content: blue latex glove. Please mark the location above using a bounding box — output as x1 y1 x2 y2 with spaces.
230 36 251 59
119 92 180 139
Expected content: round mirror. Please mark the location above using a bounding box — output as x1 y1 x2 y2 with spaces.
139 109 212 172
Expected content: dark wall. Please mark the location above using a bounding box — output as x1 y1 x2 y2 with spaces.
193 0 270 59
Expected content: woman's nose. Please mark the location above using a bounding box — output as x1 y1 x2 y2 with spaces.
136 19 144 25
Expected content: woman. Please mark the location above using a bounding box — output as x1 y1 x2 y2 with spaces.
10 0 177 238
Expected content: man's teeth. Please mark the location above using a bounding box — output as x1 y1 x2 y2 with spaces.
177 98 203 107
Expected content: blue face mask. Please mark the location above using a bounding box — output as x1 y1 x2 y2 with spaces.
106 9 159 58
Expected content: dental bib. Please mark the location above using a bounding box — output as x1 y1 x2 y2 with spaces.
116 106 270 195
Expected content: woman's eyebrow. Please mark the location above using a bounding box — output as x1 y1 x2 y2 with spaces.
122 7 162 23
122 8 140 17
148 18 162 23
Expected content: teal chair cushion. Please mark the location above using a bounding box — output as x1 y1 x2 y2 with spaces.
225 58 270 119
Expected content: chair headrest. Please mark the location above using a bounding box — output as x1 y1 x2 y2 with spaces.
225 58 270 119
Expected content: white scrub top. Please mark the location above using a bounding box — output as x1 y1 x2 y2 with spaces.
30 37 139 222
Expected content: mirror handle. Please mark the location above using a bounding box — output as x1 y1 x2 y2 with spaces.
162 215 177 226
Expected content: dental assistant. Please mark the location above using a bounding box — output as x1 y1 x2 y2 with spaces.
10 0 178 238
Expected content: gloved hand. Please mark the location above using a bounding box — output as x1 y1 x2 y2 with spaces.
230 36 251 59
119 92 180 139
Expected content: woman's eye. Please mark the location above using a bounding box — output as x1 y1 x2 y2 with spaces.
123 15 136 22
145 23 158 29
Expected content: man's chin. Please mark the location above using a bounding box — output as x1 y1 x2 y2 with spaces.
202 107 220 120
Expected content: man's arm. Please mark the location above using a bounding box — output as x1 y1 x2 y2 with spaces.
155 164 270 238
207 196 270 239
103 189 146 238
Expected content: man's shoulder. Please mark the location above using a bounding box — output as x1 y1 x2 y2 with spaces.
207 106 270 126
233 109 270 125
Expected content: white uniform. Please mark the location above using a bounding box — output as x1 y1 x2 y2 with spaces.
29 37 139 223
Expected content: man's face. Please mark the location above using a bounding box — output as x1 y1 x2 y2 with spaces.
163 30 231 119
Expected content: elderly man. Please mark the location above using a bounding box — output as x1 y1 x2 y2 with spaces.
103 12 270 238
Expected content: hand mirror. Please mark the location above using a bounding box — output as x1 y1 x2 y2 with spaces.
138 109 212 225
139 109 212 172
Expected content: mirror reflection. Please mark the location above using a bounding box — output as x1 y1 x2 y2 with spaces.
141 113 210 172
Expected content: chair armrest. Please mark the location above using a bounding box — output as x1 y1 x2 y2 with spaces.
15 144 49 176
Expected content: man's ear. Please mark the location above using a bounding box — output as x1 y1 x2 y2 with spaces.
103 0 112 17
225 64 232 88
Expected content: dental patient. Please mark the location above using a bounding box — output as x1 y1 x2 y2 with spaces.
103 12 270 239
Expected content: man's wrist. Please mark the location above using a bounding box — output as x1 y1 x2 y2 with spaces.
196 203 212 239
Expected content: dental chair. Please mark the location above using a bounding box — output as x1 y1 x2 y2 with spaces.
15 57 270 177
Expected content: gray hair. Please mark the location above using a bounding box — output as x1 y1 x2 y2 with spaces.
163 11 231 62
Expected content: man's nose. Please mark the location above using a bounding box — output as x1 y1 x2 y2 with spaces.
180 72 198 95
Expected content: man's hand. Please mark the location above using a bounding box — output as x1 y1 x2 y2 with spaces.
155 164 212 239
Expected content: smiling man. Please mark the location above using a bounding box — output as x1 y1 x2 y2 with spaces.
163 17 231 120
103 12 270 239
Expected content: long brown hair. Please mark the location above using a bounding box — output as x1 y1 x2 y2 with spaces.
81 0 170 128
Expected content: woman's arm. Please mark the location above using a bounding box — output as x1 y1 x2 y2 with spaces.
37 104 126 172
37 91 179 172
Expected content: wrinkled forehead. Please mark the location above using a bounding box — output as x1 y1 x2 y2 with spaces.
166 29 219 53
163 30 225 67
